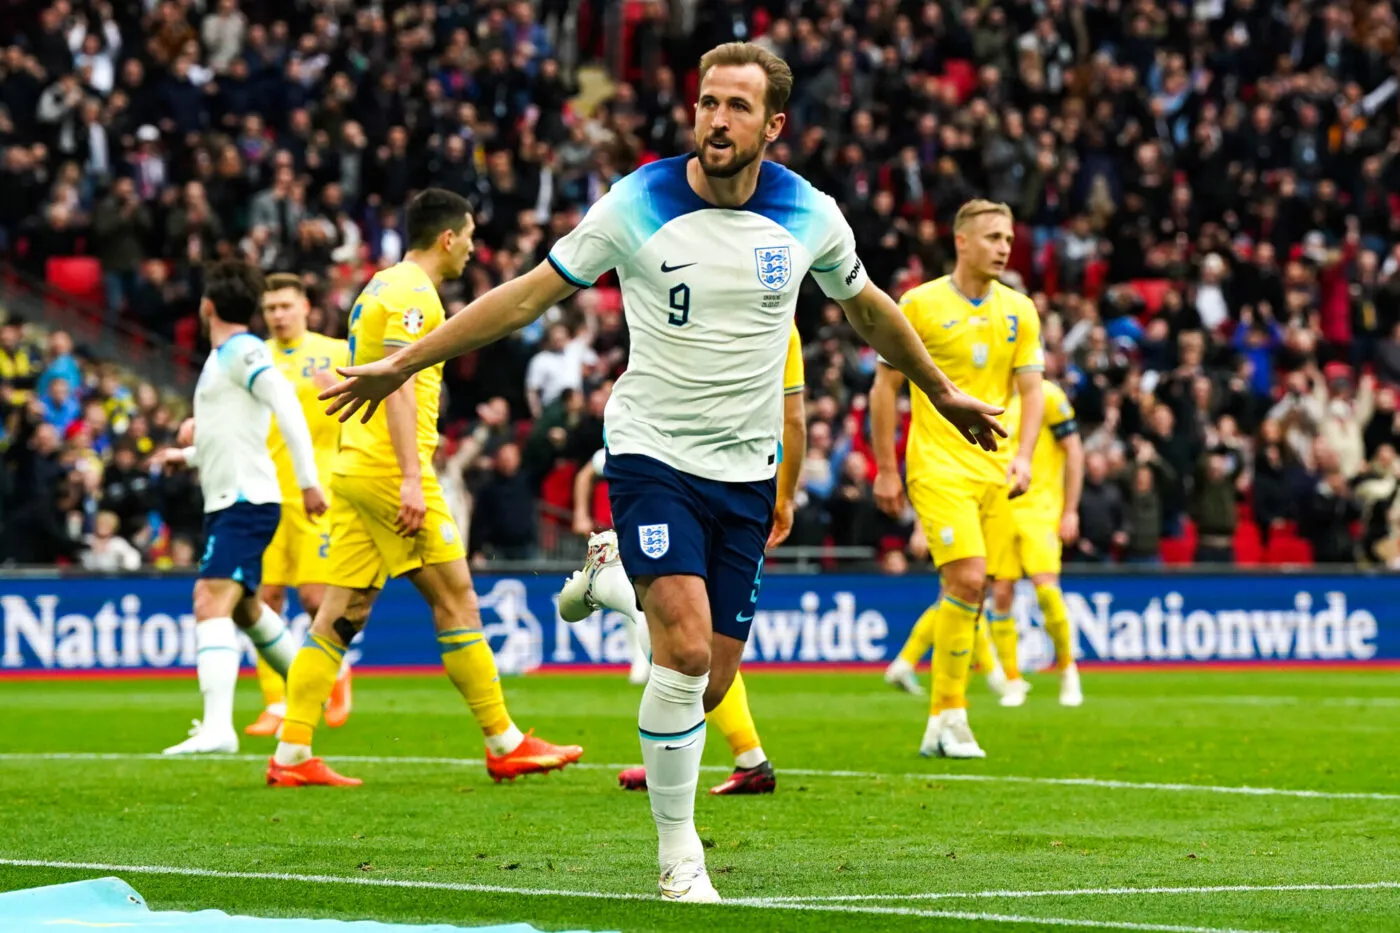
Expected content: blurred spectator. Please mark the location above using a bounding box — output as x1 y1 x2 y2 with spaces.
81 509 142 571
525 324 596 419
470 443 537 561
1121 438 1176 564
1191 452 1240 564
1075 451 1126 562
1302 458 1362 564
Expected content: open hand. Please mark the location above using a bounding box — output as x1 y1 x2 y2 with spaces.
320 357 410 423
931 386 1007 451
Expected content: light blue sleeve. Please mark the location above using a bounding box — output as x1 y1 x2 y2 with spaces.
807 193 868 301
216 333 273 393
547 184 639 288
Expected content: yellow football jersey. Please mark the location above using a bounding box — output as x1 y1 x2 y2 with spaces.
783 323 804 395
335 261 446 478
898 277 1044 485
1006 380 1077 520
266 331 348 497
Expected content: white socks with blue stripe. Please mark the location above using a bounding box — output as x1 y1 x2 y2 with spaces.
639 665 708 868
195 617 240 734
246 603 298 677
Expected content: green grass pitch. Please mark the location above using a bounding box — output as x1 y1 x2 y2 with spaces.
1 668 1398 932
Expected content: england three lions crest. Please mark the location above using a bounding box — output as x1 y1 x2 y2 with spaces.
638 523 670 558
755 246 792 291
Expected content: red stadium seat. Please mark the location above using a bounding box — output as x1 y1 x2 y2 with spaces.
46 256 104 309
1159 517 1196 565
1082 258 1109 300
1130 278 1172 316
1233 515 1262 566
1264 523 1314 566
942 60 976 103
591 479 612 529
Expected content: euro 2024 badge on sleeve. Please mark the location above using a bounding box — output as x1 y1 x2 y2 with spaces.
755 246 791 291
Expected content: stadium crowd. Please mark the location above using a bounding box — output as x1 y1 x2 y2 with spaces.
3 0 1400 569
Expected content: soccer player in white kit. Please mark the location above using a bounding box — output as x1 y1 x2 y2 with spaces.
320 42 1005 902
152 261 327 755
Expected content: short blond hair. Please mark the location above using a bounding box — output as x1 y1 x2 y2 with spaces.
698 42 794 117
953 199 1015 233
264 273 305 295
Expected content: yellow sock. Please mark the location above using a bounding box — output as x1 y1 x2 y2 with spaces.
255 655 285 706
931 594 981 713
708 670 761 760
1037 582 1074 670
898 603 939 666
438 628 512 737
972 619 997 674
988 610 1021 680
281 635 343 746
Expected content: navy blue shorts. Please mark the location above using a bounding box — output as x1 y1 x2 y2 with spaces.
200 502 281 593
605 453 775 642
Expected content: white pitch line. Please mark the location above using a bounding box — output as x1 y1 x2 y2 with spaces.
742 900 1276 933
756 881 1400 902
0 858 1278 933
1 752 1395 802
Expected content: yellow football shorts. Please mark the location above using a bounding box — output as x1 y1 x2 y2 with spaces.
327 474 466 589
908 477 1017 578
1007 513 1063 579
262 495 332 588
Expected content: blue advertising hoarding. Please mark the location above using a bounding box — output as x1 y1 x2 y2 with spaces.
0 571 1395 674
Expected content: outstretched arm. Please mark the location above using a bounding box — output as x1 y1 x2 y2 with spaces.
837 280 1006 449
322 262 578 422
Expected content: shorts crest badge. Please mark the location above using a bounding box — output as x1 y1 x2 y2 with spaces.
639 523 670 559
755 246 792 291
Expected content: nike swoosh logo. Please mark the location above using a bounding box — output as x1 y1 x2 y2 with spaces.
942 320 961 329
736 612 754 623
664 738 699 751
951 649 970 656
413 285 433 292
660 261 697 273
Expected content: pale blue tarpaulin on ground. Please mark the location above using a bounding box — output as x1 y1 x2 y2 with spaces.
0 877 609 932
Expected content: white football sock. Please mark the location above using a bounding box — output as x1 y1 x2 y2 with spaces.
485 723 525 757
246 604 299 678
629 609 652 664
639 665 708 869
195 618 240 733
273 741 311 767
735 746 767 770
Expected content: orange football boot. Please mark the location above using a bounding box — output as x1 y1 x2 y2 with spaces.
244 708 284 737
324 667 353 728
485 730 583 782
266 756 363 787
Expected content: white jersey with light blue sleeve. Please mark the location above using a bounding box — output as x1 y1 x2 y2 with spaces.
189 332 316 513
547 155 867 483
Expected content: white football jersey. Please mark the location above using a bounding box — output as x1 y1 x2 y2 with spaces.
548 156 867 483
191 332 309 512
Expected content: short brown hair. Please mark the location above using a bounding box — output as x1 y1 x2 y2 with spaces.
264 273 305 295
204 260 265 325
953 199 1015 233
698 42 794 116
